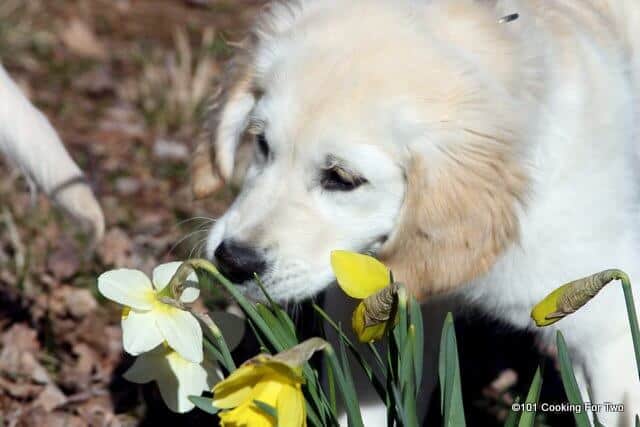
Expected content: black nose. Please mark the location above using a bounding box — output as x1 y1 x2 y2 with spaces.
214 240 266 283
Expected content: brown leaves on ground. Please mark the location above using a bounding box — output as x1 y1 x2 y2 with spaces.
0 0 266 425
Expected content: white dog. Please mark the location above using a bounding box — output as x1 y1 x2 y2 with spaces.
0 64 104 238
197 0 640 425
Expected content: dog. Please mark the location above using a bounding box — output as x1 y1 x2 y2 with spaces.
195 0 640 425
0 64 104 239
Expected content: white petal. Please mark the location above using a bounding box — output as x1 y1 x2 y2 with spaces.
169 352 210 396
98 269 154 310
155 308 203 363
152 262 196 292
153 351 208 413
123 348 164 384
179 284 200 303
154 360 185 413
122 310 164 355
203 359 221 388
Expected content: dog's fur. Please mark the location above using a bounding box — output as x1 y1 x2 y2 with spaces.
202 0 640 425
0 64 104 239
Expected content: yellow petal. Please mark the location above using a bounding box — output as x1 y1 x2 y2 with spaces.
352 302 387 342
531 283 572 327
277 383 306 427
213 364 262 409
330 250 391 299
220 402 275 427
252 379 283 408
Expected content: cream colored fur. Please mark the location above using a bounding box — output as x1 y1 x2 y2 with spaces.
0 64 104 239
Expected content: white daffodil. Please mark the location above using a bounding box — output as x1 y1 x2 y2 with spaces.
124 344 219 413
98 262 204 363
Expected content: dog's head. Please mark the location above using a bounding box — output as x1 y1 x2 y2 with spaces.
202 0 533 302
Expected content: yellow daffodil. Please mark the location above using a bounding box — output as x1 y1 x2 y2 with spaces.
213 355 306 427
330 250 396 342
531 270 621 327
124 343 219 413
98 261 203 362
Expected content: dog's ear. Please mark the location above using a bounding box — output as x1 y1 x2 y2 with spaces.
191 48 258 199
378 131 528 301
192 2 310 199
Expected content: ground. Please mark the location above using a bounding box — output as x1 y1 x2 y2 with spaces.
0 1 265 425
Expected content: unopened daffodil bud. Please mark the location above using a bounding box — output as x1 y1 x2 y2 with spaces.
531 269 626 326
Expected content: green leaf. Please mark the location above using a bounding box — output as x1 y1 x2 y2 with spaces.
504 396 521 427
556 332 591 427
518 367 542 427
439 312 466 427
188 396 219 415
324 346 364 427
408 296 424 392
313 303 387 399
256 303 296 348
254 399 278 420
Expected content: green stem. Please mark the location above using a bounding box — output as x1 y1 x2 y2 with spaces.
312 303 387 399
323 346 364 427
193 311 236 371
170 259 285 352
616 271 640 380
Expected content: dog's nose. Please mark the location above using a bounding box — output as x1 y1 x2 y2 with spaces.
214 240 266 283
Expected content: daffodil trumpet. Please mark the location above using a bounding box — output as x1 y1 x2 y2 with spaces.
531 269 640 379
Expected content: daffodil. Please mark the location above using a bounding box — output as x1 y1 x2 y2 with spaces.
124 343 219 413
531 269 622 327
98 261 203 362
330 250 397 342
213 355 306 427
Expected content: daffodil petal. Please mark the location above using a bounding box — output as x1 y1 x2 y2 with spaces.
358 323 388 343
220 403 275 427
152 262 197 292
213 364 261 409
252 380 283 408
277 383 305 427
179 285 200 304
531 283 571 327
155 308 203 363
330 250 391 299
165 351 210 412
98 269 154 310
123 350 160 384
122 309 164 355
351 301 388 343
203 359 221 389
153 358 187 413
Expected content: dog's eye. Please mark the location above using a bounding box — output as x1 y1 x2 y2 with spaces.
256 133 269 158
321 166 367 191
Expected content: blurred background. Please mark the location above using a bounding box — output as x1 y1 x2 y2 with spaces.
0 1 573 426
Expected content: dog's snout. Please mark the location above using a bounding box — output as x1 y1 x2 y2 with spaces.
214 240 266 283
